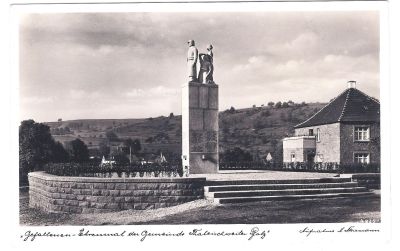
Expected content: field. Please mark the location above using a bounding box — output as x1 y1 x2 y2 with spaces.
44 102 326 160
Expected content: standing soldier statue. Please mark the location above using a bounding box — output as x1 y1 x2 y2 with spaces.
187 40 198 82
198 44 214 84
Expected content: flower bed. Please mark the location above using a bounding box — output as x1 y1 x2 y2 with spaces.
44 162 185 178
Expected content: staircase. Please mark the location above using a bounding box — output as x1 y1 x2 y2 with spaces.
204 177 375 204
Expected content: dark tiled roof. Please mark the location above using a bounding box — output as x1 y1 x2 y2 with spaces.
295 88 380 128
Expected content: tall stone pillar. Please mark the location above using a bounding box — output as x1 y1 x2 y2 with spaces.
182 82 219 174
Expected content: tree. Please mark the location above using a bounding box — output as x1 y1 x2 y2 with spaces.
282 102 289 108
106 131 119 142
98 140 110 158
169 112 174 119
65 138 89 162
19 120 69 185
275 101 282 108
112 152 130 164
229 106 236 113
52 141 69 163
123 138 141 154
267 102 275 107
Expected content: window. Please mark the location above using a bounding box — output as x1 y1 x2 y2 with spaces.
316 128 320 142
354 153 370 164
354 126 370 141
291 153 296 162
309 129 314 136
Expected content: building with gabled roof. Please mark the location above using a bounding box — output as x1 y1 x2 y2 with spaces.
282 81 380 167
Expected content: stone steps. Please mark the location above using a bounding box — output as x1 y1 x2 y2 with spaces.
207 187 367 199
205 182 358 192
205 177 351 186
204 178 374 204
214 192 376 204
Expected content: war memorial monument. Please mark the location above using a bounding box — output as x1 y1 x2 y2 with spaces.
182 40 219 174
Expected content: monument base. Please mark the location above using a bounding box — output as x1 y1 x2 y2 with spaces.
189 153 219 174
182 82 219 174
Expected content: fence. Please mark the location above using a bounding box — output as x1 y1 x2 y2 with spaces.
219 161 380 173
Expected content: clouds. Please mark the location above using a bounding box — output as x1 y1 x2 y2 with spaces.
19 11 380 122
222 51 379 109
126 86 179 98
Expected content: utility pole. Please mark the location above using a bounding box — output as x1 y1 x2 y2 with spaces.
129 146 132 164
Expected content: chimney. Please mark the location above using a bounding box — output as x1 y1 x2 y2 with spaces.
347 80 357 89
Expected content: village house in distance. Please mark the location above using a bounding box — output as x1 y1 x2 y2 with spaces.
283 81 380 168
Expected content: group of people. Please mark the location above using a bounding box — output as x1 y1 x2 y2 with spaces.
187 40 215 84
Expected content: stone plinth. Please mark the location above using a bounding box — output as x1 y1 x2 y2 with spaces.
182 82 219 174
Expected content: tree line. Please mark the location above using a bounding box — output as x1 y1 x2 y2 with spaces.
19 120 91 185
225 100 307 113
19 120 147 186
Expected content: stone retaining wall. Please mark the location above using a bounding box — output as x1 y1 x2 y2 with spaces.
28 172 205 214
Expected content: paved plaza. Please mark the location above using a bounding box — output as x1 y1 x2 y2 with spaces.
192 170 338 181
20 189 380 226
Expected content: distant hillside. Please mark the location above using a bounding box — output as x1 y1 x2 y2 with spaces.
218 103 325 162
45 102 326 161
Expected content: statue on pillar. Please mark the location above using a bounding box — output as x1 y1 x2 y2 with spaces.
187 40 198 82
198 44 214 84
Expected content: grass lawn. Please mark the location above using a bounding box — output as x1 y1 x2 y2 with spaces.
20 190 380 226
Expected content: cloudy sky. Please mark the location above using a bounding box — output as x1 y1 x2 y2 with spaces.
19 11 380 122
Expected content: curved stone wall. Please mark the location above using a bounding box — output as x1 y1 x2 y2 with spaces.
28 172 205 213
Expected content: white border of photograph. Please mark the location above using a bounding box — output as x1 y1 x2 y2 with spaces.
3 1 397 251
